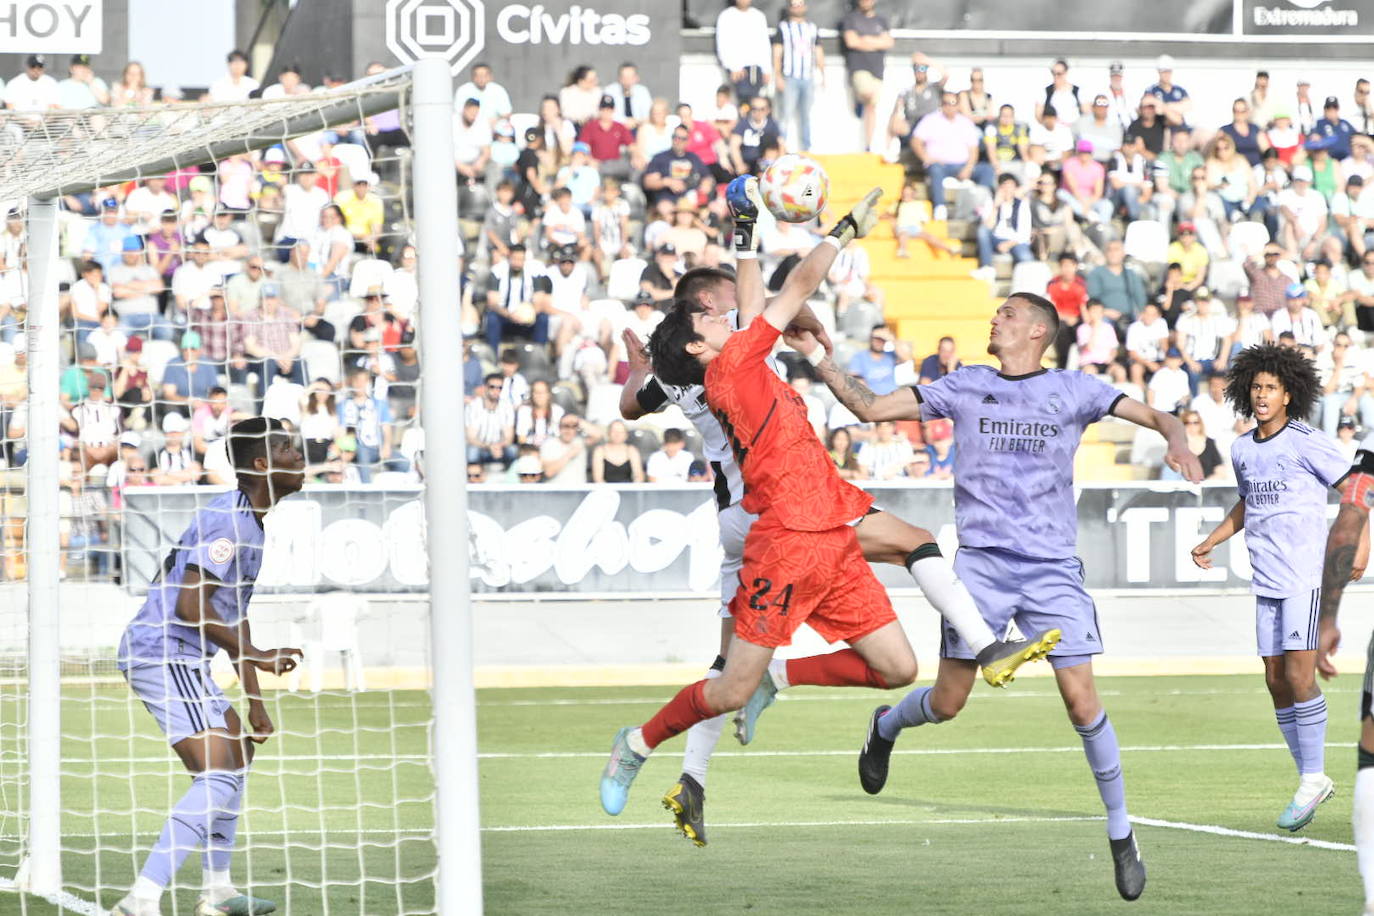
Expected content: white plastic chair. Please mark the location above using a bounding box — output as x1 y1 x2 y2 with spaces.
142 339 180 387
286 594 368 693
605 258 647 301
1009 259 1053 297
508 112 540 141
584 382 625 426
1123 220 1169 265
349 258 394 298
302 338 342 385
329 142 372 185
1227 221 1270 262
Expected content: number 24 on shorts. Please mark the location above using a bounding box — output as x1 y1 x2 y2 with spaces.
748 578 794 616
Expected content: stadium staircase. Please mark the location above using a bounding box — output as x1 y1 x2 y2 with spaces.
812 154 1147 482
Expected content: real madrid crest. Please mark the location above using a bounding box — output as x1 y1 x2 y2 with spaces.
1047 393 1063 415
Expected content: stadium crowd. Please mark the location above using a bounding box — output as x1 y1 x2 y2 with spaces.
3 9 1373 574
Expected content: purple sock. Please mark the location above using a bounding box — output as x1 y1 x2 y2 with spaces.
1075 711 1131 840
1294 695 1328 775
877 686 942 742
140 772 240 887
1274 706 1301 773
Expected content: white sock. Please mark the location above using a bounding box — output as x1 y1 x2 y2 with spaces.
626 727 651 757
132 875 163 903
682 669 726 787
908 556 995 654
767 658 791 691
1356 768 1374 905
203 868 234 903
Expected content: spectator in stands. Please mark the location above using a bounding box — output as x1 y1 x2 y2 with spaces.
1318 330 1374 437
1351 79 1374 135
1037 58 1082 125
1029 172 1091 263
335 174 384 253
1166 409 1225 481
1166 223 1209 292
86 311 126 369
1307 259 1352 331
640 244 680 304
1157 128 1204 202
1270 283 1326 351
773 0 823 152
1311 97 1357 161
541 188 590 259
453 97 493 189
1249 70 1274 128
1206 132 1262 224
482 180 527 262
635 98 676 163
1147 348 1191 413
64 373 120 470
892 182 960 258
82 198 135 273
1127 97 1166 160
1060 139 1112 224
827 240 880 315
1076 300 1123 379
225 256 264 319
1230 294 1274 353
1220 97 1266 167
589 177 632 280
644 125 710 207
555 143 600 214
1306 141 1341 201
70 260 110 344
109 236 166 340
1047 252 1087 368
848 325 897 393
675 102 730 186
514 378 563 447
924 418 955 480
646 427 694 482
110 60 153 107
57 53 107 109
841 0 892 150
560 66 603 125
261 62 308 100
959 67 993 129
1146 55 1191 127
983 104 1029 183
279 165 330 258
208 50 258 103
190 386 235 461
1087 239 1148 328
541 413 589 484
1028 105 1073 170
1333 173 1374 263
918 336 962 384
592 419 644 483
308 204 354 298
826 427 862 479
856 420 914 480
913 91 988 220
1279 164 1340 263
154 412 201 484
1194 370 1245 455
1125 302 1169 387
1104 60 1135 132
716 0 772 105
60 343 108 410
340 367 399 481
1176 287 1235 391
485 244 551 351
1348 250 1374 328
5 54 58 118
1076 94 1123 165
889 53 943 177
160 330 219 416
239 284 305 400
974 173 1034 278
609 63 653 129
125 176 177 234
112 336 153 428
580 96 638 181
454 62 513 127
730 94 782 176
1109 134 1159 222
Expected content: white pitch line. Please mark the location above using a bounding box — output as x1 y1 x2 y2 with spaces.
1130 816 1356 852
482 815 1105 832
0 876 102 915
476 742 1299 760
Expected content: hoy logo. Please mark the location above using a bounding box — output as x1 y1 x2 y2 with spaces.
385 0 486 76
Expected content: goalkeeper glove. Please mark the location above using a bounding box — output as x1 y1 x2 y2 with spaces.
726 176 765 255
828 187 884 247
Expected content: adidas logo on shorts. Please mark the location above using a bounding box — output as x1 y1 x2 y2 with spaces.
1289 630 1301 640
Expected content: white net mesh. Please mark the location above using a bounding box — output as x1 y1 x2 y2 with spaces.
0 71 453 914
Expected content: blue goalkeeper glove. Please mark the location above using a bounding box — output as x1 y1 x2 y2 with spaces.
726 176 765 255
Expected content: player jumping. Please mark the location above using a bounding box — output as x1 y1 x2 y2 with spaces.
793 291 1202 901
1192 344 1343 832
111 418 304 916
619 180 1058 846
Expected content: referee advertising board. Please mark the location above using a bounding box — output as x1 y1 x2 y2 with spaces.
122 484 1368 597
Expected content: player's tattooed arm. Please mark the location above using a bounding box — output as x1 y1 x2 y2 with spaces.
1317 472 1374 678
796 331 919 422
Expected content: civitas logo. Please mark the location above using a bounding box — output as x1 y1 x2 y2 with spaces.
386 0 486 76
1253 0 1358 26
496 4 652 45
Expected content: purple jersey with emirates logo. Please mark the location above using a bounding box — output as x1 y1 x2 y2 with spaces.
118 488 265 668
1230 420 1349 598
916 366 1123 559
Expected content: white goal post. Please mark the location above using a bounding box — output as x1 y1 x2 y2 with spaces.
2 56 479 913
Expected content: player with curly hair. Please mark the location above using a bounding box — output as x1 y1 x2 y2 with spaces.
1193 343 1351 832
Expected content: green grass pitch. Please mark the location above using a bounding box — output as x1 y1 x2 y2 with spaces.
5 674 1368 913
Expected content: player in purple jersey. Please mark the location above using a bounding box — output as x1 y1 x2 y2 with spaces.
1192 344 1346 833
111 418 304 916
793 292 1201 902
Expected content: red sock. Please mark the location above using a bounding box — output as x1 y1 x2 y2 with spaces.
641 680 716 749
786 649 889 689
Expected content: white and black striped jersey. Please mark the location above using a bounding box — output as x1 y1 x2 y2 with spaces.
773 18 820 82
636 310 783 510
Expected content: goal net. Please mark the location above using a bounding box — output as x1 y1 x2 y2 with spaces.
0 61 477 914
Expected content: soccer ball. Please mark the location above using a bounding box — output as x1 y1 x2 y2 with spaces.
760 154 829 223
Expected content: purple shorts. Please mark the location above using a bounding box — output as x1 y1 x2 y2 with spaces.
943 546 1102 665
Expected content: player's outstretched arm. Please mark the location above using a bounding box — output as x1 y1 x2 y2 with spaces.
763 187 883 333
791 330 919 422
618 328 651 421
1110 397 1203 483
1191 499 1245 570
